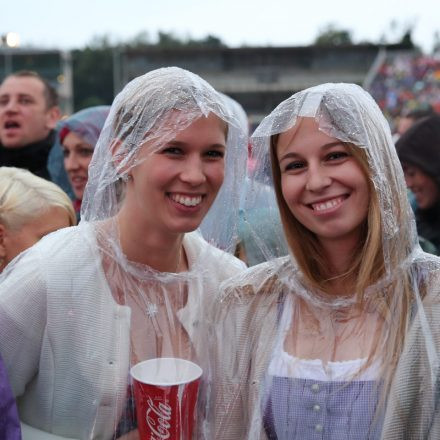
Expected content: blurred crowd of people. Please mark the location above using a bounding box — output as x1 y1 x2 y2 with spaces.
369 52 440 131
0 63 439 439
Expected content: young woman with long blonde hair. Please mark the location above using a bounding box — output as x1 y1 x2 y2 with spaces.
209 83 440 439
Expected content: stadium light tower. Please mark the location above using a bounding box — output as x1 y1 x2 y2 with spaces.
1 32 20 77
3 32 20 48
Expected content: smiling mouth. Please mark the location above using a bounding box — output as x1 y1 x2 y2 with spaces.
70 176 87 185
309 196 347 212
169 193 203 207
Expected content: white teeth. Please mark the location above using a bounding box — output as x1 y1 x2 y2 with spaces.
170 194 202 207
312 197 344 211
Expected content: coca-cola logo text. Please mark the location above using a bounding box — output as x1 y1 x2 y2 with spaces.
146 396 172 440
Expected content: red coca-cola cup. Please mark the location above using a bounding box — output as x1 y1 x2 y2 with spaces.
130 357 203 440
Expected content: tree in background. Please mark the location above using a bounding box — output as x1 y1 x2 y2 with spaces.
72 35 114 110
314 24 353 46
72 32 225 111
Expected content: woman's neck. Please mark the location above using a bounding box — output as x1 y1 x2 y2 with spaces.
116 209 185 273
318 235 360 294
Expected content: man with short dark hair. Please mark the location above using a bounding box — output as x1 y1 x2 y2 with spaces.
0 70 61 179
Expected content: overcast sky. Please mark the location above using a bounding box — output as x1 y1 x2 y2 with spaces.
2 0 439 53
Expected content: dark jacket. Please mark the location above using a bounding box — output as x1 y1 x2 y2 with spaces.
0 131 55 180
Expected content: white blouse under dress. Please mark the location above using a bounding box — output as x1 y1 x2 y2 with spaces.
262 295 383 439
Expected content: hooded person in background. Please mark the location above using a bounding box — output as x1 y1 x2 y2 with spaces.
396 113 440 251
49 106 111 216
201 92 288 266
0 71 61 180
0 67 247 440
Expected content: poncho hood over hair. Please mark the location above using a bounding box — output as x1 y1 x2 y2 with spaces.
396 113 440 186
82 67 247 251
251 82 419 283
57 106 111 147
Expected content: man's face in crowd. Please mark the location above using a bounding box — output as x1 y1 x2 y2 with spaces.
0 76 60 148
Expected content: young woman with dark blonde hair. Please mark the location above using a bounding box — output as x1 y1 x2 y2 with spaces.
209 83 440 439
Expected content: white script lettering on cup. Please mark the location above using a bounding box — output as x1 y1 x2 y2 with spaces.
146 397 172 439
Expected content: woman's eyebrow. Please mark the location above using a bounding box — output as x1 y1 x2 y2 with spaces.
165 140 226 149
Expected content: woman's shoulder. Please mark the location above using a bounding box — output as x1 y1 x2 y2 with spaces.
219 256 290 303
411 250 440 278
36 223 95 257
405 250 440 303
185 231 246 275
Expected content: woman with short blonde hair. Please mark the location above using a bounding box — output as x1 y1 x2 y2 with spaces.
0 166 76 271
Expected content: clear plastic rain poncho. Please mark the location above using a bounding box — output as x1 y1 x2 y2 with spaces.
0 67 247 439
201 92 288 265
208 83 440 439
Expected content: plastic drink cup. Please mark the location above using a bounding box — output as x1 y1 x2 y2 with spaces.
130 357 203 440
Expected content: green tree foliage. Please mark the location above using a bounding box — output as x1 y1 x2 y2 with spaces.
126 31 225 48
71 31 225 111
399 30 414 48
72 45 114 111
315 24 353 46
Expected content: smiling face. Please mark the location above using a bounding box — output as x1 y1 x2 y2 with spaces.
121 112 227 236
402 163 440 210
0 76 59 148
276 117 370 249
62 131 94 201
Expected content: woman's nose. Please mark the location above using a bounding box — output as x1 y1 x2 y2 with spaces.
64 153 79 171
180 157 206 185
305 165 332 192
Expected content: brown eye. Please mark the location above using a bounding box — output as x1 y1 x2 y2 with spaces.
205 150 224 159
326 152 349 161
162 147 183 156
284 161 305 172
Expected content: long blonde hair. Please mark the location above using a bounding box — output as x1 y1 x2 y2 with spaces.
270 129 417 406
0 167 76 229
270 136 384 298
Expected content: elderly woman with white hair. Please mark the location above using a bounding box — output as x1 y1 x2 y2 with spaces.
0 166 76 272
